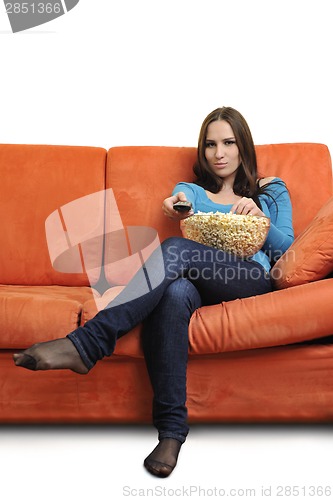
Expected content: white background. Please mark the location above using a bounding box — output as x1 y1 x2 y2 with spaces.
1 1 333 499
1 0 333 153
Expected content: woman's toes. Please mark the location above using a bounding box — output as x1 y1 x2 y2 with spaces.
143 438 182 478
13 353 37 370
143 458 173 478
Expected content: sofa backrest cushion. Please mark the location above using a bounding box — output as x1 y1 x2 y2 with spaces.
255 143 332 237
103 144 331 286
106 146 197 240
106 143 332 241
271 195 333 288
0 144 107 286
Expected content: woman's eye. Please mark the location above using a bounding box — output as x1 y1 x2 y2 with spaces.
205 142 215 148
224 140 236 146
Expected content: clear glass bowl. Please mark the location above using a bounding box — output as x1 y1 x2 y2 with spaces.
180 212 270 258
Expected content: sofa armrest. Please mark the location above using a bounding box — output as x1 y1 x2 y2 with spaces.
188 278 333 355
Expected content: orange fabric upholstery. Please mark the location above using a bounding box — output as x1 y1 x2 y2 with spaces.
188 279 333 354
81 279 333 359
90 144 333 357
106 147 196 243
0 285 95 349
0 144 106 286
2 344 333 423
91 143 333 359
106 144 332 245
255 143 332 237
271 195 333 288
1 142 333 424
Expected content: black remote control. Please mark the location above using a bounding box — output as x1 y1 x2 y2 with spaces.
173 201 192 212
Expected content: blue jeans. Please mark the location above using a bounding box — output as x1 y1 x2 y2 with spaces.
68 237 272 443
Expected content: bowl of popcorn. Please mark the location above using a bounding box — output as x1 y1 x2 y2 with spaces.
180 211 270 257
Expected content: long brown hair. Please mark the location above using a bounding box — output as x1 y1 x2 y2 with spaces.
193 107 262 204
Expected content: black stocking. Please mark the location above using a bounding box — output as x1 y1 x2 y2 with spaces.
13 338 89 374
144 438 182 478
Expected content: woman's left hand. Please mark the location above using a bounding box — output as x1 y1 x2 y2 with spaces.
230 197 266 217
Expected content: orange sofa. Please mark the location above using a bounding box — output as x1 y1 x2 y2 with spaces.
1 142 333 423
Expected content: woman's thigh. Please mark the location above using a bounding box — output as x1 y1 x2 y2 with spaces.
190 257 272 305
163 237 272 306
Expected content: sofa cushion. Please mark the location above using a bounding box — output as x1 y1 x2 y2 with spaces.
271 196 333 289
0 145 106 286
81 286 124 321
255 143 332 237
188 279 333 355
106 144 332 248
81 279 333 358
0 285 95 348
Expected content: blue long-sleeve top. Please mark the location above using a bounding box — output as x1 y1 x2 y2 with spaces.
172 178 294 272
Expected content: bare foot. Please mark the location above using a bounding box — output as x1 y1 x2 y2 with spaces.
144 438 182 478
13 338 89 374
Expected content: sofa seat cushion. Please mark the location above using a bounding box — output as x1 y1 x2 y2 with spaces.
0 285 95 349
81 279 333 359
271 196 333 289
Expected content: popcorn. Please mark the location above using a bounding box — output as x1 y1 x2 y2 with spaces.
180 211 270 257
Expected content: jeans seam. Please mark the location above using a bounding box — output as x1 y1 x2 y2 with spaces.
67 332 94 370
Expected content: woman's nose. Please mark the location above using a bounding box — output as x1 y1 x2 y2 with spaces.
215 144 225 158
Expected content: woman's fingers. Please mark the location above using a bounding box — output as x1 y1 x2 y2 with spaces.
230 197 263 216
162 192 193 219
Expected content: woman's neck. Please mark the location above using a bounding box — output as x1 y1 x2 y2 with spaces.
220 182 234 193
205 183 242 205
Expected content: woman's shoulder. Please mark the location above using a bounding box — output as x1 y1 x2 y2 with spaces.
174 181 200 188
258 177 290 211
258 176 277 187
173 181 205 195
258 176 287 193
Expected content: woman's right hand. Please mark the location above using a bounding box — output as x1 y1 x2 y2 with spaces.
162 192 193 219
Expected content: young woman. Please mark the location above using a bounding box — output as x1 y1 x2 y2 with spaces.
13 107 294 478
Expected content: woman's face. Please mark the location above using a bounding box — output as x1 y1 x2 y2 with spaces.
204 120 241 182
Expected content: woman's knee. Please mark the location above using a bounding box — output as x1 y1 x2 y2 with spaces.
161 236 184 254
161 237 191 268
164 278 202 311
